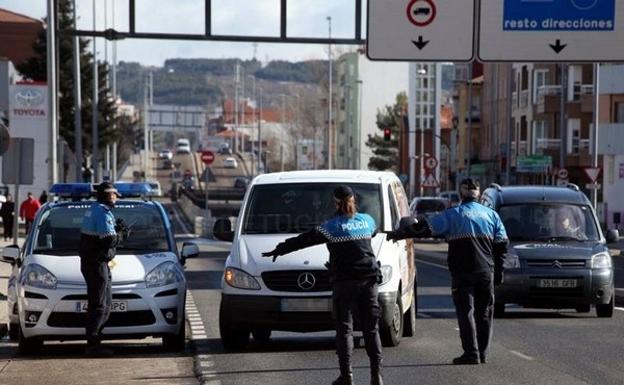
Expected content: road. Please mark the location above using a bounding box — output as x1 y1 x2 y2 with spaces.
182 240 624 385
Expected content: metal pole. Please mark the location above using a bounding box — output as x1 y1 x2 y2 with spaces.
434 63 442 194
234 63 239 153
12 142 21 243
327 16 333 170
559 64 567 170
592 63 600 208
47 0 58 186
408 65 416 197
204 165 210 226
258 89 262 174
112 142 117 181
72 0 82 182
112 0 117 100
280 144 284 171
505 64 513 185
467 62 473 178
91 0 99 182
143 78 148 181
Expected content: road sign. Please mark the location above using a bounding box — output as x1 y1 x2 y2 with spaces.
201 150 215 165
424 156 438 169
422 174 439 188
367 0 475 61
558 168 568 179
479 0 624 62
583 167 601 183
586 183 601 190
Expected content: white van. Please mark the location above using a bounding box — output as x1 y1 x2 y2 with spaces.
176 138 191 154
213 170 417 349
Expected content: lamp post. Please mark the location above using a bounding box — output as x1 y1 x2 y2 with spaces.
327 16 333 170
451 116 459 190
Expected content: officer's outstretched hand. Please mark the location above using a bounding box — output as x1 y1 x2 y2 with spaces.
386 231 399 243
262 249 281 262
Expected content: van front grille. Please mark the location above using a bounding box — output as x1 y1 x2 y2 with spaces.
262 270 332 292
526 259 586 268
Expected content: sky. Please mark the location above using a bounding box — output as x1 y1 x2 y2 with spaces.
1 0 366 66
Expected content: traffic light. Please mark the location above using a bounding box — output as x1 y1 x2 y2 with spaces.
383 128 391 141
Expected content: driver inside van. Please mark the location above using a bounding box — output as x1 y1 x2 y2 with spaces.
553 209 583 238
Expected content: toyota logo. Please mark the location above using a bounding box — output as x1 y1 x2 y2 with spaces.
552 260 563 269
15 89 44 108
297 272 316 290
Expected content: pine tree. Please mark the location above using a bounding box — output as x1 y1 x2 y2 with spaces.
16 0 123 163
366 92 407 171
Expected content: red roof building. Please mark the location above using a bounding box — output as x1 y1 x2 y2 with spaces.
0 8 43 67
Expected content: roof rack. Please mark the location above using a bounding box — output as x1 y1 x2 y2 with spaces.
488 183 502 192
565 183 580 192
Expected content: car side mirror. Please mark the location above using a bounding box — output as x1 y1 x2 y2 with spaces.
605 229 619 244
213 218 234 242
180 242 200 266
1 245 20 264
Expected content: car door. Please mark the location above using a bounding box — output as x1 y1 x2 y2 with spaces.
388 182 414 298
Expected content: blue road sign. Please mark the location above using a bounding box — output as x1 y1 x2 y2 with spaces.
503 0 615 31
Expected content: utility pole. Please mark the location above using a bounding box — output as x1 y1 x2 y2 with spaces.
143 77 148 181
47 0 58 186
467 62 473 178
234 63 239 153
591 63 600 209
91 0 99 183
505 64 513 185
72 0 82 182
559 64 567 172
327 16 333 170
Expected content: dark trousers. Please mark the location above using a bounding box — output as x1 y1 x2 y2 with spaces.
80 260 112 345
25 219 34 234
2 216 13 239
333 278 383 373
451 271 494 359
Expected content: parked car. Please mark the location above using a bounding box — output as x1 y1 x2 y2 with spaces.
0 183 199 353
409 197 449 219
213 170 417 349
480 183 618 318
223 157 238 169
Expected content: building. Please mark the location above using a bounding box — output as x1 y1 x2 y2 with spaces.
0 9 43 68
334 50 408 170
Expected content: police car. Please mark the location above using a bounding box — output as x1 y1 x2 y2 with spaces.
0 183 198 354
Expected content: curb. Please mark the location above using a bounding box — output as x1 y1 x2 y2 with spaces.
186 291 221 385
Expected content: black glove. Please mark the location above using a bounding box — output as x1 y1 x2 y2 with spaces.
115 218 130 240
386 231 399 242
494 270 504 286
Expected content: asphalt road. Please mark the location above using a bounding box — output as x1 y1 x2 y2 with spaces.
184 241 624 385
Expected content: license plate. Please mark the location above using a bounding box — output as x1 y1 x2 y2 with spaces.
537 279 577 288
281 298 331 312
76 301 128 313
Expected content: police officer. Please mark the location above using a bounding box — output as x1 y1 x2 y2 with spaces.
263 186 384 385
388 178 508 365
79 182 129 356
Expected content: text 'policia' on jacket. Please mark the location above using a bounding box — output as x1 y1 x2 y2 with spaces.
275 213 380 282
420 201 508 274
79 202 122 263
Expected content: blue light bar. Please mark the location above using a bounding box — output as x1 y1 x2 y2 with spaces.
114 182 153 197
50 183 94 198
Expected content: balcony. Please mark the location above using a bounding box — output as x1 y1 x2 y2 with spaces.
520 89 529 109
536 85 561 114
536 138 561 151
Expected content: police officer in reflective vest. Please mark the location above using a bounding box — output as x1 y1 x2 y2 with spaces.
263 185 384 385
79 182 128 356
388 178 508 364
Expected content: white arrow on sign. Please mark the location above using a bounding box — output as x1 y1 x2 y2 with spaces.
584 167 601 183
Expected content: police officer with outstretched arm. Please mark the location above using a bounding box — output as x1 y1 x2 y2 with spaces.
79 182 129 356
263 186 384 385
388 178 508 365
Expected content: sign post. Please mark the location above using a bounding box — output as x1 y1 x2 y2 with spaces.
201 151 215 230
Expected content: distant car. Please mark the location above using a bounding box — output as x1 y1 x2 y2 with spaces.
223 157 238 169
158 149 173 160
148 181 163 197
176 144 191 154
218 142 232 155
438 190 461 207
409 197 449 219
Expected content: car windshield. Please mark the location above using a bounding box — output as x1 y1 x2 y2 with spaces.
416 199 447 213
242 183 382 234
32 203 171 255
499 204 599 242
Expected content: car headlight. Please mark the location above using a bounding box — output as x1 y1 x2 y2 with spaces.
504 252 521 269
590 252 612 269
20 263 57 289
379 265 392 286
224 267 261 290
145 261 183 288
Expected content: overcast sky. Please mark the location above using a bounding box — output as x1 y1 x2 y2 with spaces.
1 0 365 66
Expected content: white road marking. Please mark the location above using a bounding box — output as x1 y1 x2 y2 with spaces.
186 292 220 385
615 307 624 312
509 350 535 361
416 258 448 270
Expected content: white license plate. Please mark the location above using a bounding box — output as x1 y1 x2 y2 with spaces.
76 301 128 313
281 298 331 312
537 279 578 288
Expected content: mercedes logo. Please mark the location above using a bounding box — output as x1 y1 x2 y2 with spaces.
297 272 316 290
552 260 563 269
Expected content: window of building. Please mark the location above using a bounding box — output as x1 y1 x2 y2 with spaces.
615 102 624 123
568 119 581 154
533 70 548 104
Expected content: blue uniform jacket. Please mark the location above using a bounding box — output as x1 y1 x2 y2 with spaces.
273 213 380 282
79 202 121 263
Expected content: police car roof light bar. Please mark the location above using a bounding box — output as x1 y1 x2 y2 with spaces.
50 183 95 200
113 182 153 198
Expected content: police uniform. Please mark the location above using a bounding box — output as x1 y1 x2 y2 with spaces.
389 179 508 364
264 198 383 385
79 186 124 351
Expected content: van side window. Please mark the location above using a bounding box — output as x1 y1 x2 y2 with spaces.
387 185 399 228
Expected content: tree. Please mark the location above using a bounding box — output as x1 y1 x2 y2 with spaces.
16 0 124 165
365 92 407 171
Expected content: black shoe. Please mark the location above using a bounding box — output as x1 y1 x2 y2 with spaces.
332 373 354 385
479 354 487 364
452 354 480 365
371 372 384 385
85 344 114 357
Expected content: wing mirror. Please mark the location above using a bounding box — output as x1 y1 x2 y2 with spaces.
1 245 20 264
180 242 200 266
605 229 619 244
213 218 234 242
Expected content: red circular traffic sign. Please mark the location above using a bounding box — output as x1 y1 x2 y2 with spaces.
406 0 436 27
201 150 215 165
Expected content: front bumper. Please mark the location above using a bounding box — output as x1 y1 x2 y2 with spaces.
495 268 613 308
18 282 186 340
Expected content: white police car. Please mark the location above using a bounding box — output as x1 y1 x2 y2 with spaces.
1 183 198 354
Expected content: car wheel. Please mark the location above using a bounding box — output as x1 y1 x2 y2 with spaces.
380 292 403 347
162 319 186 352
403 285 417 337
251 328 271 344
494 302 506 318
575 304 591 313
219 303 249 350
596 296 614 318
18 324 43 355
8 323 19 341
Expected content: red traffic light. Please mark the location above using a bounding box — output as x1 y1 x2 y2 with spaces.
383 128 391 141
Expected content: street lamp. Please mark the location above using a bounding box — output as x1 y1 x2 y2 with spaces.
327 16 333 170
